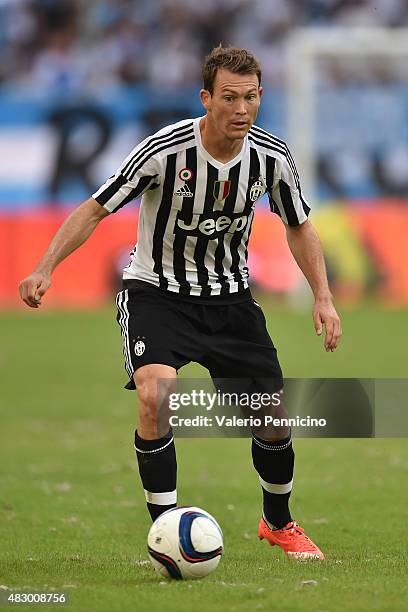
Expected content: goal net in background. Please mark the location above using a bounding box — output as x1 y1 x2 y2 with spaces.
284 28 408 304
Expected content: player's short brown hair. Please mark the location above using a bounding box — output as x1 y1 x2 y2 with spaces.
202 45 262 94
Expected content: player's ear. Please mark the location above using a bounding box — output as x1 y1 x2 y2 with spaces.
258 86 263 99
200 89 212 111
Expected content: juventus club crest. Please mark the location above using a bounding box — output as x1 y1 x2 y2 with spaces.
213 180 231 202
134 339 146 356
250 176 266 202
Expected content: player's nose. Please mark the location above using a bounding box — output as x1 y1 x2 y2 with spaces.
235 103 247 115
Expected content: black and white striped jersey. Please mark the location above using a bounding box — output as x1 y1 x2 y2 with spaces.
92 117 310 299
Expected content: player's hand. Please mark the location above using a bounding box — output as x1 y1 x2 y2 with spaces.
19 271 51 308
313 297 342 352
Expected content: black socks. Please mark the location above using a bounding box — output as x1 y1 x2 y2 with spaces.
251 433 294 529
134 429 177 521
135 428 294 528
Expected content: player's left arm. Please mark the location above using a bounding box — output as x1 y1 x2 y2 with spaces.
286 219 342 352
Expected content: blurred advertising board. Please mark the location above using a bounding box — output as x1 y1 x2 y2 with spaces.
1 203 407 307
1 89 407 305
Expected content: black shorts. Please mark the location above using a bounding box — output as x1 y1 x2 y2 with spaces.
115 282 283 392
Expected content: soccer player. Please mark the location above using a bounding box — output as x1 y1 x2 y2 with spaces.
19 46 341 560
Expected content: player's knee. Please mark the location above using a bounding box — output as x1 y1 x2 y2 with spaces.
135 370 165 426
137 388 160 437
137 380 159 414
134 366 176 437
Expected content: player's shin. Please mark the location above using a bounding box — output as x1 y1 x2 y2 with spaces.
251 433 294 529
134 429 177 521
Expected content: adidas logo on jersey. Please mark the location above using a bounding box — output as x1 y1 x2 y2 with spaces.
174 184 193 198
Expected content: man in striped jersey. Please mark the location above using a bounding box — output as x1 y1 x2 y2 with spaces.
19 46 341 560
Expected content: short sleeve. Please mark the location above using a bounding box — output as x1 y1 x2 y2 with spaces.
268 150 310 226
92 140 160 214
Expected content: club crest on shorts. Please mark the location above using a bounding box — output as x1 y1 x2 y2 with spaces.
134 340 145 356
250 177 266 202
213 180 231 202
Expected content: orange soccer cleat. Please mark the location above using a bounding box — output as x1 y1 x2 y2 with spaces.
258 517 325 560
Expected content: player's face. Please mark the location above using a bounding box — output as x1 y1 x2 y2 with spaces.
200 69 262 140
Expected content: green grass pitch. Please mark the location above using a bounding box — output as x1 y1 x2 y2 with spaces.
1 301 408 611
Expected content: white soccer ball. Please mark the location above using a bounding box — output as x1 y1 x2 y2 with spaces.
147 506 224 580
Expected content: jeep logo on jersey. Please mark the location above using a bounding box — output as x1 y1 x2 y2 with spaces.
250 177 266 202
176 211 249 237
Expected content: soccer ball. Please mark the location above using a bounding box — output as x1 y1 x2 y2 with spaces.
147 506 223 580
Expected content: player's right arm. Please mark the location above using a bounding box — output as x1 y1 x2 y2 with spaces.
19 123 167 308
19 198 109 308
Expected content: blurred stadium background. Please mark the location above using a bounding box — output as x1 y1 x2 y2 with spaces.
1 0 407 308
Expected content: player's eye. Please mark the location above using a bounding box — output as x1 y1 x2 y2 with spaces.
224 96 234 102
246 94 257 101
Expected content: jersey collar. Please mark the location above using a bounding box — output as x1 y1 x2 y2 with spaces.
194 116 248 170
